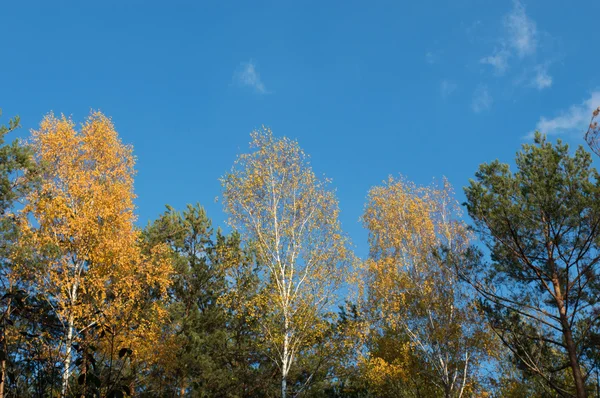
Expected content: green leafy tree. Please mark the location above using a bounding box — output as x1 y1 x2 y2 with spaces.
142 204 276 397
464 134 600 397
0 109 56 397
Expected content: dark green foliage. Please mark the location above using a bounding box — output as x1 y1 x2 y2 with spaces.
14 107 600 396
142 204 277 397
464 133 600 397
0 108 62 397
140 204 361 397
1 291 63 397
0 110 35 214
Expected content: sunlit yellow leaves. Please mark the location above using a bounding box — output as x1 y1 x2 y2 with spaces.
221 127 351 391
361 176 492 397
363 356 408 387
23 111 172 384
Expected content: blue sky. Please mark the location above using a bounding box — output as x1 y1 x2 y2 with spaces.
3 0 600 258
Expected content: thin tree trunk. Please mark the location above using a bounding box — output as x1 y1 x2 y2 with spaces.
0 297 10 398
444 383 451 398
0 336 5 398
129 366 136 398
61 278 79 398
0 357 5 398
61 313 75 397
458 352 469 398
281 315 290 398
282 330 288 398
553 278 587 398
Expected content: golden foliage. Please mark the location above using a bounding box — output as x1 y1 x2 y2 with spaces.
221 128 351 389
361 176 493 397
23 112 172 386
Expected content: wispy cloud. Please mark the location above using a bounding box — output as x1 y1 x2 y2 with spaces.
480 1 549 84
480 49 510 75
532 65 552 90
528 91 600 138
234 60 268 94
472 85 493 113
441 80 457 98
505 0 537 57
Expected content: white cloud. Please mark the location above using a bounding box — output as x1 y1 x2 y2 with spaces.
529 91 600 138
480 1 539 75
504 0 537 57
472 85 493 113
480 49 510 75
532 66 552 90
441 80 457 98
234 60 268 94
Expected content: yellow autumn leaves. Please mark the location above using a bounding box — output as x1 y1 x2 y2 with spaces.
360 177 492 397
221 127 351 397
3 111 496 397
220 130 494 397
19 112 173 395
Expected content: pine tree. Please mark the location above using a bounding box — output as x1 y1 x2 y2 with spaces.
143 204 276 397
464 133 600 397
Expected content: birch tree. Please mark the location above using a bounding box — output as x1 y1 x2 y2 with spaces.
221 128 350 398
362 176 493 397
24 112 172 397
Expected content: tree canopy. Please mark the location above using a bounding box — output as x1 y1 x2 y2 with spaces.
2 107 600 398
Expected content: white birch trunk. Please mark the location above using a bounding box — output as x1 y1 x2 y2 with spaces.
61 276 79 397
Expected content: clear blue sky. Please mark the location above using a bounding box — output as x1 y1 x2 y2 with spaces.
3 0 600 258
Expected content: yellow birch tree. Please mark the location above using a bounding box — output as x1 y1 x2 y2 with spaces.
221 128 350 398
362 176 494 397
23 112 172 397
